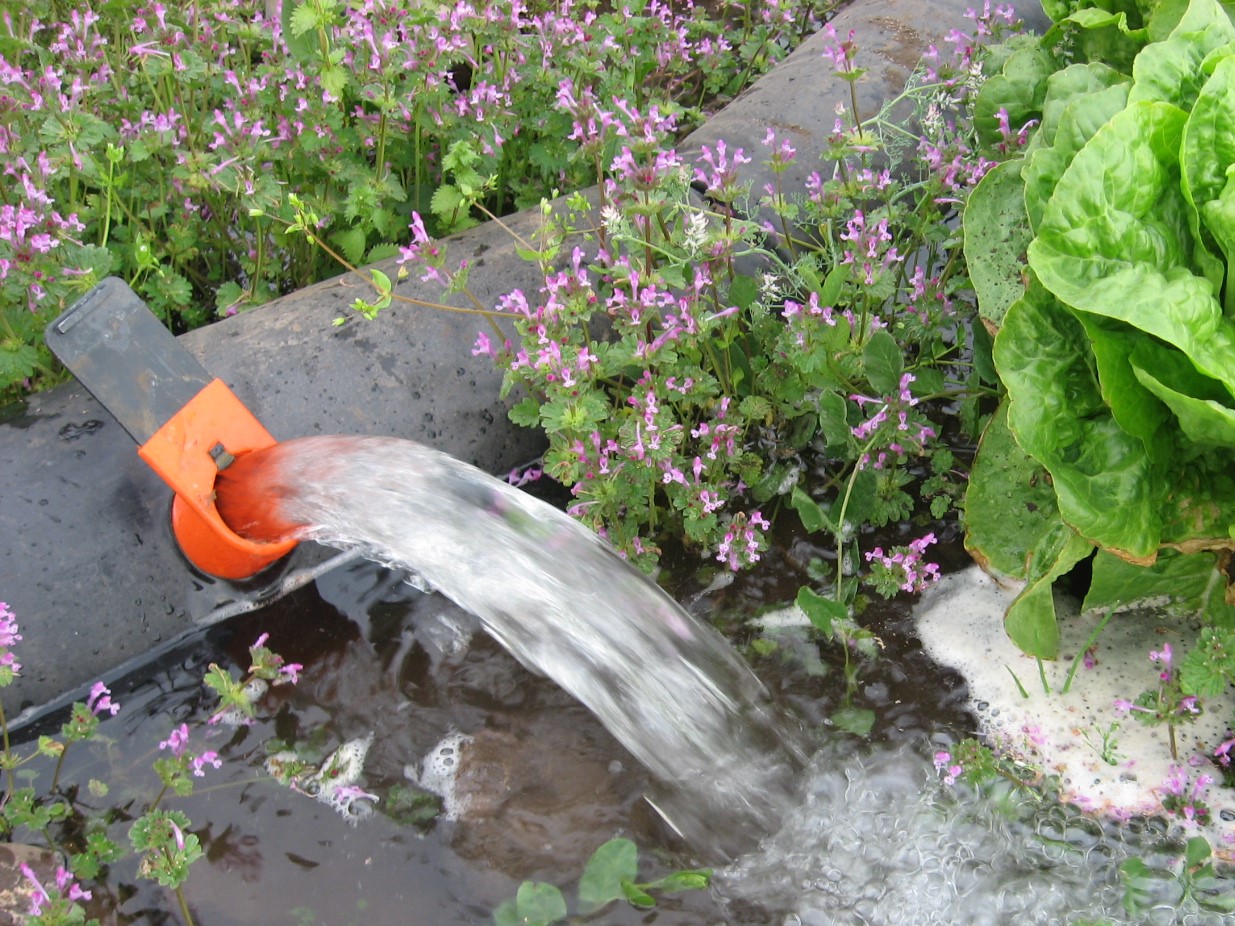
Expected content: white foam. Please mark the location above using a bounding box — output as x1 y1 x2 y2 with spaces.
915 566 1235 857
406 731 474 820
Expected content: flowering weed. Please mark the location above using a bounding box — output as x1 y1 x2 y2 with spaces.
0 602 323 926
393 7 1019 634
0 0 834 398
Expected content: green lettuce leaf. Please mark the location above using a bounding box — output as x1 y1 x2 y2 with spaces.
1073 313 1170 455
1182 52 1235 312
1031 101 1235 385
963 159 1034 327
994 279 1161 560
1023 65 1130 231
1083 548 1234 624
1129 340 1235 449
1004 528 1093 659
964 403 1067 578
1127 0 1235 109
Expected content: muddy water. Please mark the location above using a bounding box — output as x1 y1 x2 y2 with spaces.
11 521 967 925
16 519 1230 924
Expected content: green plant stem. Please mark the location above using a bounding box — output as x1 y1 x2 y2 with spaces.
847 76 863 137
831 434 881 602
50 742 70 794
173 878 196 926
1061 606 1116 695
1036 656 1051 695
0 699 12 798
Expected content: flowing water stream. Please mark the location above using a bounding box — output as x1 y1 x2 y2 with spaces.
216 435 807 860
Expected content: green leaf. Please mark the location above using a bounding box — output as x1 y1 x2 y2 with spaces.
637 869 712 894
1023 63 1129 230
963 403 1066 578
513 882 566 926
287 2 320 38
817 262 847 307
1180 626 1235 698
493 899 521 926
727 274 759 311
993 280 1159 560
1083 548 1235 625
1126 0 1235 109
964 158 1033 327
0 340 40 387
1131 346 1235 449
370 268 392 296
1056 7 1148 72
431 183 465 219
214 281 246 315
320 64 349 98
331 226 367 266
973 44 1056 149
1186 835 1212 868
578 838 638 913
817 390 851 447
830 705 875 737
1182 53 1235 310
1072 313 1170 456
366 242 400 264
620 880 656 908
790 487 833 534
1032 101 1235 389
861 329 902 396
1004 527 1093 659
795 587 847 635
508 397 543 428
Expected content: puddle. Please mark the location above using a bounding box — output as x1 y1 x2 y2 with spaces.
10 528 1234 924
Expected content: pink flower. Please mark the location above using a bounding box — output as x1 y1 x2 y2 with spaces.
87 681 119 717
191 751 222 777
159 723 190 757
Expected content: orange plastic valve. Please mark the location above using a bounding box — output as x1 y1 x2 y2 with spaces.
138 378 298 579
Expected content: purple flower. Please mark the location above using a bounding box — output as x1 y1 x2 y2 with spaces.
19 864 50 916
1149 643 1172 667
278 662 303 685
0 602 22 647
159 723 190 757
933 751 962 786
1214 736 1235 767
87 681 119 717
191 751 222 777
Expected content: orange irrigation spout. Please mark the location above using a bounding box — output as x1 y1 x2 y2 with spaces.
45 278 298 580
137 379 298 579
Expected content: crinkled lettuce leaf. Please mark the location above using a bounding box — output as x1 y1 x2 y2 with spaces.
993 278 1162 561
1182 51 1235 312
963 159 1034 327
964 404 1095 659
1127 0 1235 108
1023 64 1130 232
1031 101 1235 384
1083 547 1235 622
